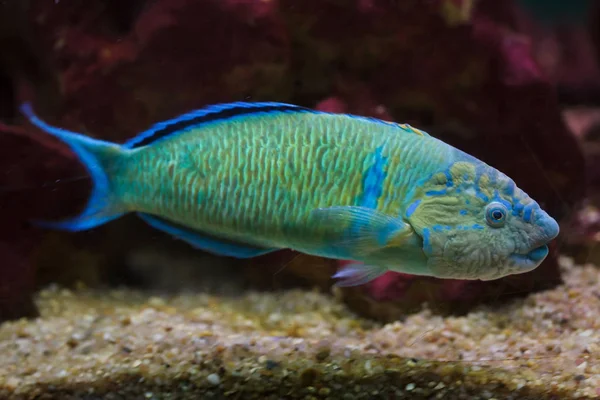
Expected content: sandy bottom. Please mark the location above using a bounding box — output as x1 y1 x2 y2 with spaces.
0 256 598 399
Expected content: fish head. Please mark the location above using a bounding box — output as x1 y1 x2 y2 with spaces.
405 159 559 281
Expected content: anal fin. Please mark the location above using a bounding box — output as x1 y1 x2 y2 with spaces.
137 213 278 258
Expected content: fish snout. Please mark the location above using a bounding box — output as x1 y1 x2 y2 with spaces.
505 208 558 276
534 208 560 242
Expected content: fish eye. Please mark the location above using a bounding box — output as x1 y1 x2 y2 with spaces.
485 202 507 227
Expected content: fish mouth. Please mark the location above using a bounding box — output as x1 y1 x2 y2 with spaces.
478 245 550 281
508 244 549 272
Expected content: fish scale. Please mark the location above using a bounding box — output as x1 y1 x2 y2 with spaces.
121 113 429 244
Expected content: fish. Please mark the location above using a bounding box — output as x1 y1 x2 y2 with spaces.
20 101 560 286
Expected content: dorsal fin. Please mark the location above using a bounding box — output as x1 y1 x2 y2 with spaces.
397 123 430 137
123 101 430 149
124 101 313 149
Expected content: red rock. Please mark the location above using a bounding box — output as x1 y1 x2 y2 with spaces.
27 0 289 141
481 0 600 103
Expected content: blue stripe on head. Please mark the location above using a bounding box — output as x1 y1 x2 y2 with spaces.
476 192 489 202
523 203 536 223
422 227 432 255
359 146 388 208
425 189 448 197
472 164 489 202
444 170 453 187
492 190 512 209
405 199 421 218
512 201 524 216
502 180 516 196
459 209 468 215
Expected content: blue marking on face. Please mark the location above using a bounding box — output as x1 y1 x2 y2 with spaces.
512 202 524 216
444 170 453 187
405 199 421 218
460 209 468 216
470 164 492 202
432 225 443 232
472 224 485 230
523 203 535 223
425 189 448 196
492 190 512 209
503 181 516 196
477 193 489 202
359 146 388 208
422 227 432 254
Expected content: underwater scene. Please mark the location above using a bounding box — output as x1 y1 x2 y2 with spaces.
1 0 600 398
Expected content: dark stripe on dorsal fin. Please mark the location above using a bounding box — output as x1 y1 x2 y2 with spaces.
124 101 314 149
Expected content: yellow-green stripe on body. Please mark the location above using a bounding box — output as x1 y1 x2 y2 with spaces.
114 112 452 253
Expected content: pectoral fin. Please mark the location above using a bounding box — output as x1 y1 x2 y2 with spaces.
310 206 414 256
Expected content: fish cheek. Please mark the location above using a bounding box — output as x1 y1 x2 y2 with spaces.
419 228 453 277
429 229 482 279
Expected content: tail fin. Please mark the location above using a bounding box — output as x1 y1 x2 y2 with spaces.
20 103 126 231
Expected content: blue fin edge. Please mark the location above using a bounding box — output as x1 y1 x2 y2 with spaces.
123 101 310 149
137 212 278 258
20 103 124 231
123 101 424 149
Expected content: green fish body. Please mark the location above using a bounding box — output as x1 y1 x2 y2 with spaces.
21 102 560 285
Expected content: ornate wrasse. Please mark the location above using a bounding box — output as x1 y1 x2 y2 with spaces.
20 101 559 285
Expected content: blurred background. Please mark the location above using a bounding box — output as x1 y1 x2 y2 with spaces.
0 0 598 322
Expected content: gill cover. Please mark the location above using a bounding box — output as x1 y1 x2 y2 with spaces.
405 161 517 279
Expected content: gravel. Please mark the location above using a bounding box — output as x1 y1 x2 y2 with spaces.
0 256 598 399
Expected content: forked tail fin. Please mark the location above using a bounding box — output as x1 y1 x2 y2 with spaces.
20 103 127 231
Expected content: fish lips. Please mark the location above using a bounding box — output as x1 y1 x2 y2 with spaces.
508 244 549 273
477 244 549 281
